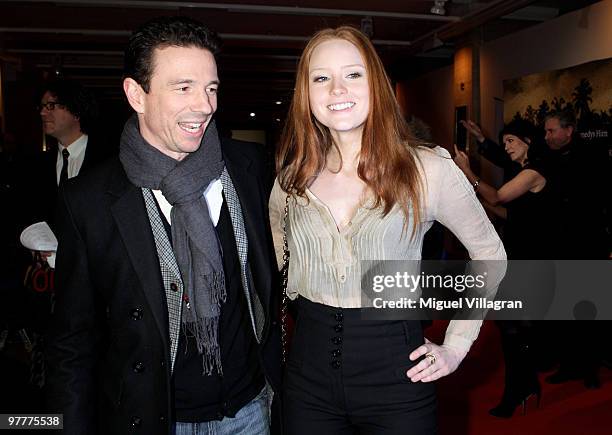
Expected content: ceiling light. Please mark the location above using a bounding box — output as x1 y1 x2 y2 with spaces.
431 0 447 16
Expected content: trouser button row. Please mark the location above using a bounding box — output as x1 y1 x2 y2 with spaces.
331 310 344 369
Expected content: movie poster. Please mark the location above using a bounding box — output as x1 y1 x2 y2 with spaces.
503 57 612 154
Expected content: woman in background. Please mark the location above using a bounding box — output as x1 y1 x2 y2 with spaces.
270 26 506 434
454 119 551 418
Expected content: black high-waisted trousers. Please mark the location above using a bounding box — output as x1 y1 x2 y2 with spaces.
283 297 437 435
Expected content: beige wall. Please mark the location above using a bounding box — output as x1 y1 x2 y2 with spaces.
398 0 612 179
480 0 612 138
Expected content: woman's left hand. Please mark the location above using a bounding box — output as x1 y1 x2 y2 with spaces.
406 338 468 382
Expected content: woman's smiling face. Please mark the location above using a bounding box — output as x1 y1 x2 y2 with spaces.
308 38 370 137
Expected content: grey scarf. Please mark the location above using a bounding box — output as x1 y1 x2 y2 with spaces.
119 114 226 375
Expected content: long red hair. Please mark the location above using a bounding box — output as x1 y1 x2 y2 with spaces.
277 26 423 233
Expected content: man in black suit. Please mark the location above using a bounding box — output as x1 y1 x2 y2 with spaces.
6 81 110 334
23 79 110 230
12 80 111 328
541 109 609 389
541 110 609 259
45 16 280 435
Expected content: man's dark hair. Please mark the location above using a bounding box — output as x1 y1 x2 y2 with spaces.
43 79 99 135
545 109 576 130
124 16 221 93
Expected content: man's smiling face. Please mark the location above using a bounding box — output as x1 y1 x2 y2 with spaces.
136 45 219 161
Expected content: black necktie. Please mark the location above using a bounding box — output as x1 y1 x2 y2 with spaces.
59 148 70 185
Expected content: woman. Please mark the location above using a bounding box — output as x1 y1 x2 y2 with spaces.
454 120 551 259
270 26 505 434
454 119 551 418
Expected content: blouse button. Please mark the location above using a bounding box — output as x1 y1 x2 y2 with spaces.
339 274 346 283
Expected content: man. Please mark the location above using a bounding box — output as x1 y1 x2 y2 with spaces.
18 75 102 335
542 110 609 258
24 80 109 229
45 16 280 435
12 82 108 343
541 109 609 389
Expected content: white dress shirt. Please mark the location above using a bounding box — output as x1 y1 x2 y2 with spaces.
56 134 88 185
152 178 224 227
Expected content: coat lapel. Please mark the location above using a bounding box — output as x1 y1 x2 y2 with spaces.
107 167 170 353
222 143 272 317
140 188 183 372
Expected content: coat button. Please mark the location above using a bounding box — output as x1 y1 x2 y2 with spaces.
334 312 343 322
331 349 341 358
130 308 143 320
131 416 142 427
160 415 166 423
133 362 145 373
331 360 341 369
334 324 343 333
170 282 179 292
331 336 342 345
